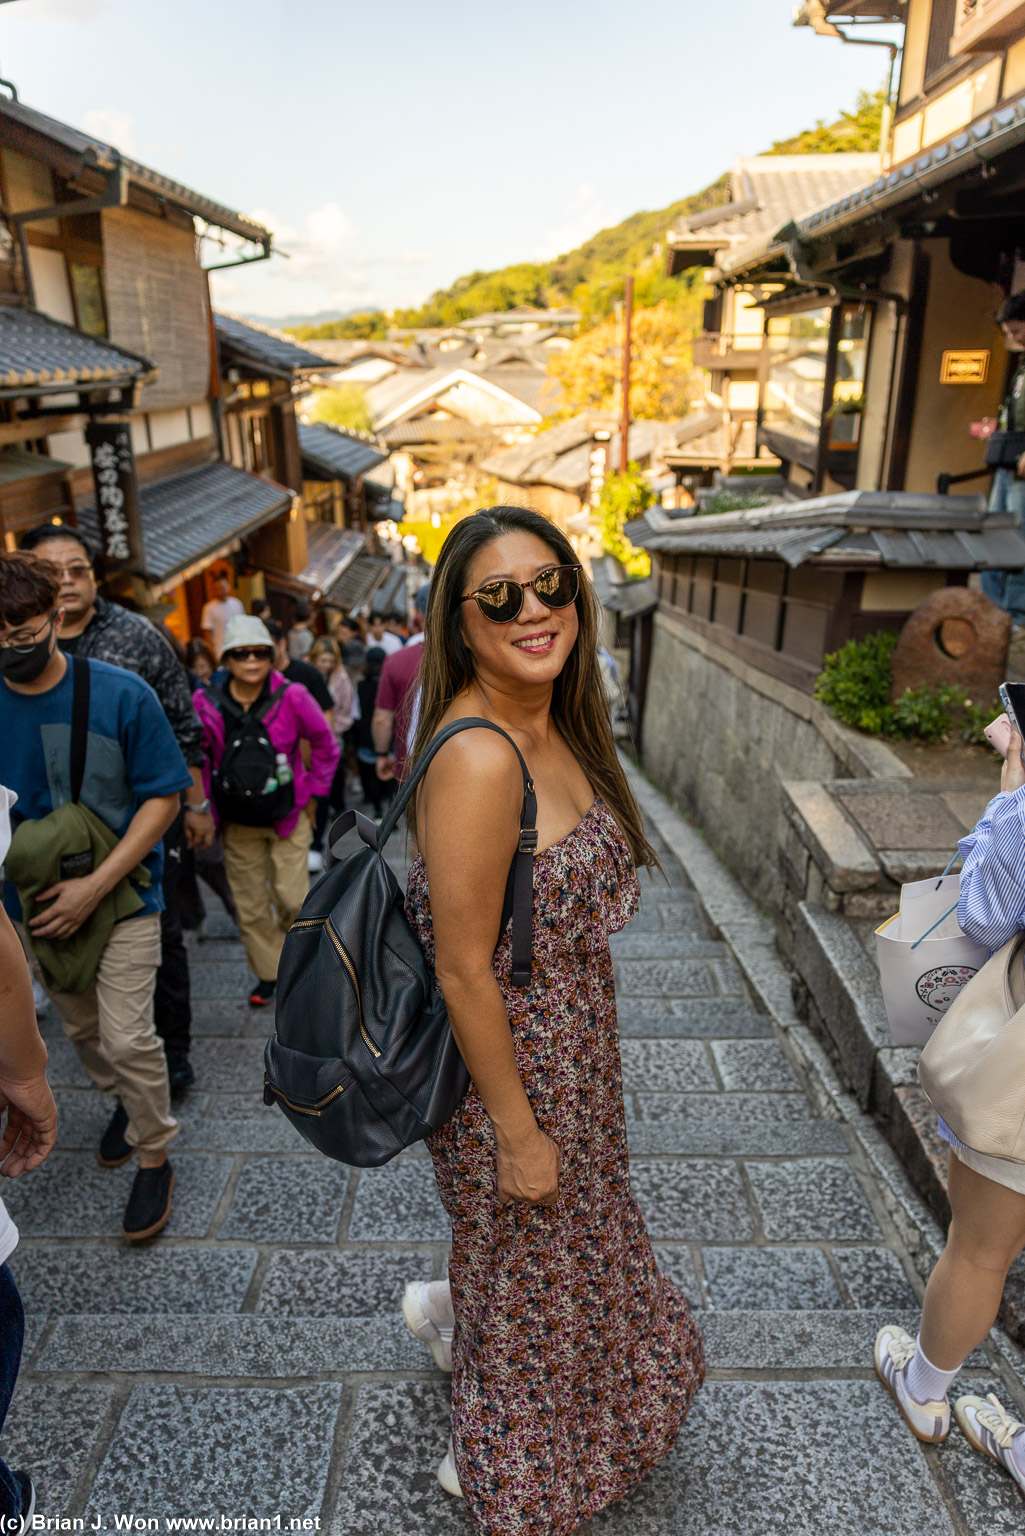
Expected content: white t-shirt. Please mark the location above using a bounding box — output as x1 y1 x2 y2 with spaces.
0 783 19 1267
200 596 245 658
367 630 403 657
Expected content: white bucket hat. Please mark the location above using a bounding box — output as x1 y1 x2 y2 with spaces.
221 615 274 655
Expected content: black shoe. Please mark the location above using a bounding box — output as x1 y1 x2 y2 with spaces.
165 1047 195 1101
248 979 276 1007
98 1102 131 1167
13 1470 35 1532
123 1161 175 1242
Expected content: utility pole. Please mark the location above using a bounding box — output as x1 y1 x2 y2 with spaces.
619 274 633 474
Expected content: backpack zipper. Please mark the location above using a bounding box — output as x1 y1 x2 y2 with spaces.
288 915 381 1058
263 1072 347 1116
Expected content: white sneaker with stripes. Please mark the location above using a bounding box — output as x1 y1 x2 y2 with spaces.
874 1324 950 1444
401 1280 454 1372
955 1392 1025 1498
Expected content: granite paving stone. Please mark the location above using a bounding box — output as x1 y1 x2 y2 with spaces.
745 1158 881 1242
710 1039 799 1092
84 1385 343 1527
1 1151 234 1238
619 1039 718 1093
176 1094 316 1153
701 1246 842 1310
37 1033 91 1087
0 1384 114 1516
697 1308 925 1368
625 1093 847 1155
616 999 774 1037
831 1246 920 1308
349 1160 450 1242
614 959 717 997
38 1315 425 1374
52 1086 187 1149
608 934 728 960
929 1375 1025 1532
9 1245 257 1314
587 1381 957 1535
328 1381 469 1536
218 1158 350 1243
189 1036 267 1092
188 960 256 997
709 955 745 994
651 1244 703 1302
189 998 255 1036
192 910 239 940
257 1249 435 1316
630 1158 756 1240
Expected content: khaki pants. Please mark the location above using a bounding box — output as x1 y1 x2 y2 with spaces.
49 913 178 1159
222 815 312 983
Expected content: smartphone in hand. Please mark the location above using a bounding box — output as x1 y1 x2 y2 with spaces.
986 713 1014 757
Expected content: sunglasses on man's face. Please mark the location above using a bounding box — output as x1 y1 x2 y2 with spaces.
226 647 273 662
460 564 581 625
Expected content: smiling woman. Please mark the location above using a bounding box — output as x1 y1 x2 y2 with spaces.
398 506 704 1528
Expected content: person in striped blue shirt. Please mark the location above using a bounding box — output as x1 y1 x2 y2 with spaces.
875 732 1025 1496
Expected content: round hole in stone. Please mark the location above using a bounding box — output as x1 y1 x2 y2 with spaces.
936 616 975 659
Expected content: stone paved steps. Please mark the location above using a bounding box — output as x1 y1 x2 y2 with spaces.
2 801 1024 1531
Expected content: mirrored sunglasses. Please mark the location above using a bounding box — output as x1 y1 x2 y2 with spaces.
225 646 273 662
460 564 581 624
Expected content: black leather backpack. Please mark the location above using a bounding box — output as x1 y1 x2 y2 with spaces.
263 718 537 1166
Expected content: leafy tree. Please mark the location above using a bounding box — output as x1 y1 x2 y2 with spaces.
597 466 654 578
768 86 886 155
291 311 389 341
303 385 373 434
547 303 701 421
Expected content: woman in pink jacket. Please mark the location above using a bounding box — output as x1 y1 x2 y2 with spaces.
193 615 339 1007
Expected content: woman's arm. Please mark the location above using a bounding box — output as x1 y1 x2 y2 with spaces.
293 688 341 797
958 732 1025 949
420 731 560 1206
0 905 57 1175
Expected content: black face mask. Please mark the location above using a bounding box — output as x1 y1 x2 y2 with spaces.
0 617 57 684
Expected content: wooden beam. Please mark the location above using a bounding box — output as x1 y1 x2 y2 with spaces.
0 414 84 446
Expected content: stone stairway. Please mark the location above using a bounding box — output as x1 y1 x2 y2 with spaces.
0 799 1023 1533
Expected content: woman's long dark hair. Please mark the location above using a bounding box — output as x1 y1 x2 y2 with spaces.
408 505 658 869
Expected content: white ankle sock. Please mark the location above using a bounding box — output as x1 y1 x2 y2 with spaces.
905 1338 960 1406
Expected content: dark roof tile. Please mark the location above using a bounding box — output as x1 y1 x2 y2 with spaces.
215 312 337 377
0 307 153 396
298 422 386 481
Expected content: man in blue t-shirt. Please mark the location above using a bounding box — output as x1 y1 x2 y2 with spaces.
0 552 190 1241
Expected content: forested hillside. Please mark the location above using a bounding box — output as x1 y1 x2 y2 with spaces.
290 86 884 343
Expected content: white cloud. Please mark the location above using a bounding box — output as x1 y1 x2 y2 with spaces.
536 181 618 261
81 106 135 154
250 200 355 281
22 0 109 20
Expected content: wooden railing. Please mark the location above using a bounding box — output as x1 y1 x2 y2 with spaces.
951 0 1025 52
691 333 767 372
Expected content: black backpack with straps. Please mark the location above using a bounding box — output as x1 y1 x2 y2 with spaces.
209 682 294 827
263 718 537 1167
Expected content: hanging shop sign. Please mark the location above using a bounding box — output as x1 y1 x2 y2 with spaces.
589 440 609 508
85 421 143 570
940 350 990 385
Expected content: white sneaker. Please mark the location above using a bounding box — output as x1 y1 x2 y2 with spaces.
402 1279 454 1372
874 1325 950 1444
955 1392 1025 1497
31 980 49 1018
436 1437 463 1498
307 849 325 874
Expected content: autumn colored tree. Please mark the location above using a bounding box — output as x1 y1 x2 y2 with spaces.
302 385 373 434
596 466 653 578
546 302 701 421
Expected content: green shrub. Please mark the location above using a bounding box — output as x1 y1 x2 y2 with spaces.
815 631 997 746
698 489 774 517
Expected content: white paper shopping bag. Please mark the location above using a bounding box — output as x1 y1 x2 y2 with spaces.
875 873 989 1047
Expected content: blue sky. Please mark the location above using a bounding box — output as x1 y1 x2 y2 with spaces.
2 0 900 322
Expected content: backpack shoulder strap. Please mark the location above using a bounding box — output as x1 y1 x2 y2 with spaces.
207 683 244 725
378 718 537 987
69 654 90 806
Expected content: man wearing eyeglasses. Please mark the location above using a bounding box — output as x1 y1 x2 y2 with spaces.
19 523 209 1101
0 552 191 1240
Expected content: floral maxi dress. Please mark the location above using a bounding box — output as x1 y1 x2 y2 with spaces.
405 798 705 1536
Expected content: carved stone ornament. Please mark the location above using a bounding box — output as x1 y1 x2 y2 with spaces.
890 586 1011 704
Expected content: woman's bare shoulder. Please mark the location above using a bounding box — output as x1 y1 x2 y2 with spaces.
423 719 524 797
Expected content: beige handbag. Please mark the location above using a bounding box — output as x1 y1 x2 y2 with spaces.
918 933 1025 1163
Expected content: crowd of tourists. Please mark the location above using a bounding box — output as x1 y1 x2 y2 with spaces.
0 506 1024 1530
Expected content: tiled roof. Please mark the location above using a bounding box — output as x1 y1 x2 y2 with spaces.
78 461 292 583
0 98 268 245
380 417 494 448
666 154 881 274
793 94 1025 246
296 522 365 595
367 358 557 430
627 490 1025 571
590 556 657 618
324 554 391 612
483 416 677 494
215 312 337 377
298 423 387 481
0 307 154 396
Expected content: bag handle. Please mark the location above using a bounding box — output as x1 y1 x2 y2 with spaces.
332 717 538 987
69 654 90 806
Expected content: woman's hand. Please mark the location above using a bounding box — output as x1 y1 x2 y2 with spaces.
1002 732 1025 794
495 1123 561 1206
